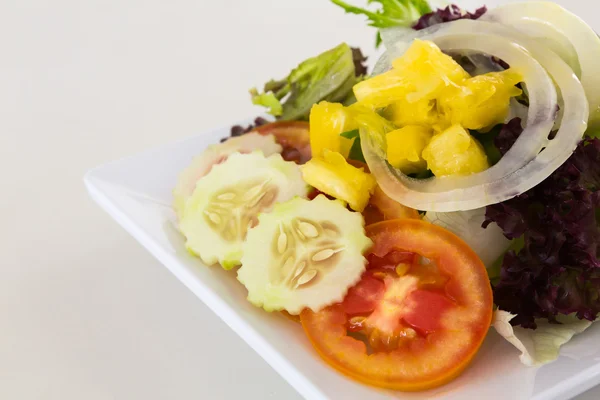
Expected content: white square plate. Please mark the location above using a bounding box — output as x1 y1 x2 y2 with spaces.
85 118 600 400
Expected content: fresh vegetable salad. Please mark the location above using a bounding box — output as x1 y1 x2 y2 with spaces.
174 0 600 391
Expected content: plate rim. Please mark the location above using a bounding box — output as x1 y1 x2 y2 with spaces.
83 129 329 400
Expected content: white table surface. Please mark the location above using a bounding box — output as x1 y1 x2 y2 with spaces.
2 0 599 399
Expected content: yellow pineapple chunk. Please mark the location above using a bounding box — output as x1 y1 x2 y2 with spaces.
439 69 523 130
391 39 470 103
349 103 396 132
301 150 376 211
386 126 433 175
383 97 449 131
353 40 469 109
309 101 357 158
422 125 489 177
352 69 411 110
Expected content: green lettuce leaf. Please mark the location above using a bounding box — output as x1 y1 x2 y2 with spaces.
330 0 432 47
250 43 358 121
250 89 283 117
340 129 365 163
493 310 593 366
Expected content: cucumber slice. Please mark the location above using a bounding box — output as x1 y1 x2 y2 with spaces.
173 133 282 220
237 195 372 314
483 2 600 128
179 152 308 269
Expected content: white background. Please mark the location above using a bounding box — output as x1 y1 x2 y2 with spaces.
2 0 599 399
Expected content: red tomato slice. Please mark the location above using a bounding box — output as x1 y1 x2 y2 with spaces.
369 185 420 221
300 219 493 392
402 290 455 334
342 274 385 316
367 250 416 271
362 204 385 226
253 121 311 164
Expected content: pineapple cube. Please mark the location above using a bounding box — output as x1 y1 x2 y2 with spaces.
391 39 470 103
439 69 523 130
353 40 469 109
309 101 357 158
383 98 449 131
347 103 397 149
422 125 489 177
352 69 411 110
301 150 376 211
386 126 433 175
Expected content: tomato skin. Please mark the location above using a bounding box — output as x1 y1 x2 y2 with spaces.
363 186 420 225
300 219 493 392
370 186 420 221
253 121 311 164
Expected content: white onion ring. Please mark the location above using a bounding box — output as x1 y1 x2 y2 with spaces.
361 20 588 212
482 1 600 128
